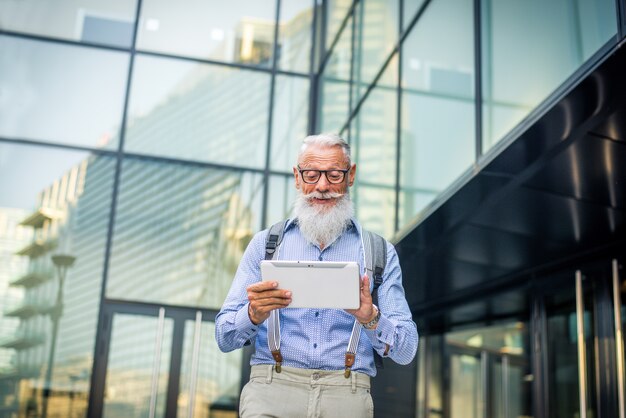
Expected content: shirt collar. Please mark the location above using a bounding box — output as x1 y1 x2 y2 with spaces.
286 217 360 234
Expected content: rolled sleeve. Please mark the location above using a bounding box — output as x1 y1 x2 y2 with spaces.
363 314 395 353
235 303 260 344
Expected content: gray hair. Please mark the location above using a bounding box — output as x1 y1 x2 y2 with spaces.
298 133 351 164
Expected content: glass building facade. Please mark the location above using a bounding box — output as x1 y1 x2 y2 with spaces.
0 1 625 417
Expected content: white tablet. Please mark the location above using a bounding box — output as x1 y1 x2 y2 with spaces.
260 260 361 309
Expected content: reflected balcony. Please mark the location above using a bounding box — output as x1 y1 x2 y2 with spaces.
9 267 55 288
15 238 57 258
0 365 41 381
0 330 45 350
3 300 52 320
19 207 64 229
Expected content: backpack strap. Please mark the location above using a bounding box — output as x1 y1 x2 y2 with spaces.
265 220 288 372
265 220 287 260
363 230 387 369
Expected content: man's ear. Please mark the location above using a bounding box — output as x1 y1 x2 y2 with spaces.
348 163 356 187
293 166 301 189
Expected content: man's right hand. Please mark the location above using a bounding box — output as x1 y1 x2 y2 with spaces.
247 281 292 325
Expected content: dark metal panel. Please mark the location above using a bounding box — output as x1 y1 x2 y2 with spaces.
370 357 418 418
471 186 626 246
523 135 626 210
591 106 626 142
437 224 563 271
397 173 510 252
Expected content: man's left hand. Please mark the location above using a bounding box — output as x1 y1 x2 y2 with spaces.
346 274 377 324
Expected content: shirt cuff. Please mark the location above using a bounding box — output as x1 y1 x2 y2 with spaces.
235 303 260 343
363 314 395 356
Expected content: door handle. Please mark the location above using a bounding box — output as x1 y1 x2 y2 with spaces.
187 311 203 418
149 308 166 418
613 259 625 418
575 270 587 418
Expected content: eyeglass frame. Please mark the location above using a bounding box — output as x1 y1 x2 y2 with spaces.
296 165 351 184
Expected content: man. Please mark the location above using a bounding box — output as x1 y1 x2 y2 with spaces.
216 133 418 417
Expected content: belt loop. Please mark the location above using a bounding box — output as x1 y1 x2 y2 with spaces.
266 364 273 384
351 371 357 393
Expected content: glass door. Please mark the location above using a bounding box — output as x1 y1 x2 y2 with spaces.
103 309 173 418
445 322 531 418
90 303 241 418
543 270 597 418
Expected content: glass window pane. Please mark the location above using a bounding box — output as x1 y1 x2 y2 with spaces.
403 0 427 32
326 0 353 49
178 320 242 417
353 0 399 103
319 16 352 134
271 75 310 172
278 1 315 73
0 142 114 418
351 55 398 188
124 55 270 168
398 189 437 228
481 0 617 150
137 0 276 66
0 1 137 48
0 36 129 149
266 175 296 227
400 0 475 229
353 186 396 238
107 158 264 308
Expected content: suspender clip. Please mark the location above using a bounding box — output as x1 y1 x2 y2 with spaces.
344 352 355 379
271 350 283 373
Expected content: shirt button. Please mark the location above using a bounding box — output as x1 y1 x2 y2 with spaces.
313 343 318 348
318 255 323 261
378 331 382 337
315 312 319 317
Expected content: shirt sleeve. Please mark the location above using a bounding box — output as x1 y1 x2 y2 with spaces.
215 230 266 352
362 243 419 365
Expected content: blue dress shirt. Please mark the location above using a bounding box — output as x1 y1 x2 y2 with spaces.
215 218 418 377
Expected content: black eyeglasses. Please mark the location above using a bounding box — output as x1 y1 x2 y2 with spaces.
297 165 350 184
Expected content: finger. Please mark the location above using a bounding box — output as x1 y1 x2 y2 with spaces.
251 296 292 307
248 290 292 301
247 281 279 292
251 302 292 317
360 275 372 298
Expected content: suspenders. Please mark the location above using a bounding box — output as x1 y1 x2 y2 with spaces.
264 220 387 377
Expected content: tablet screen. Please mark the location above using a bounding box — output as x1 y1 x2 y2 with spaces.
260 260 360 309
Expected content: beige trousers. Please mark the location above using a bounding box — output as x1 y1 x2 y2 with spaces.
239 365 374 418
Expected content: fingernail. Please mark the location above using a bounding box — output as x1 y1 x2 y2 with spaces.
272 282 278 287
286 291 292 297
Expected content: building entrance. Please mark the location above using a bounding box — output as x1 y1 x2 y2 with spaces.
415 257 626 418
88 302 238 418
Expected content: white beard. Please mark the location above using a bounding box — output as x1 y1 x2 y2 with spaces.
293 189 354 248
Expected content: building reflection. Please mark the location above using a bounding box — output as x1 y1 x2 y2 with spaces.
0 5 314 417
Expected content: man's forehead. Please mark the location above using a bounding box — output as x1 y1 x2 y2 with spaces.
298 145 348 165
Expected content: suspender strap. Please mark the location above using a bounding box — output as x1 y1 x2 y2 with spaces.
265 221 287 373
344 320 362 377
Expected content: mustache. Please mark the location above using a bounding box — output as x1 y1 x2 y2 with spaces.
303 191 345 201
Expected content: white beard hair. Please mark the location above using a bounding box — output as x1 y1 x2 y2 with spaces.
293 189 355 248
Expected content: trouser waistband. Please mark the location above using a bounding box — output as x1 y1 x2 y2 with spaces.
249 365 370 392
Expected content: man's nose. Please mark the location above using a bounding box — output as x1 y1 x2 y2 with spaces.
315 174 330 192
